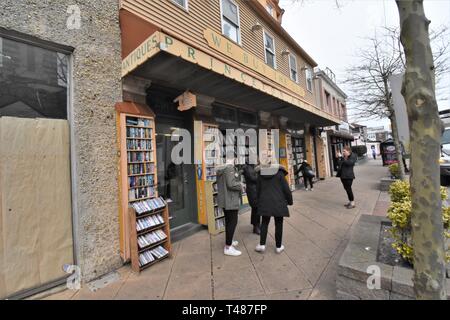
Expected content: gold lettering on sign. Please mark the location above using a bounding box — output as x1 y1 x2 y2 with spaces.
203 28 306 98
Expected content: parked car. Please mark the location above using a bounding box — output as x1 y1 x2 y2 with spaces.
440 115 450 185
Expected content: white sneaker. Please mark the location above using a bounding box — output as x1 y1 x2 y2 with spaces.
255 244 266 253
310 188 314 191
305 188 310 191
224 246 242 256
275 245 285 254
232 240 239 247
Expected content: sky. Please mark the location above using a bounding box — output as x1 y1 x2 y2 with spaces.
279 0 450 129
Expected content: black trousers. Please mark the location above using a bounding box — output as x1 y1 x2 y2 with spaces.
250 206 261 227
224 209 238 246
341 178 354 202
304 176 314 189
260 216 284 248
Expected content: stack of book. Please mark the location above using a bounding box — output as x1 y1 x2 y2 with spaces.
131 197 167 214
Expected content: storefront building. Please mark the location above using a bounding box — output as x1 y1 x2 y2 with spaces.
116 0 340 260
314 68 353 177
0 0 341 298
0 1 123 298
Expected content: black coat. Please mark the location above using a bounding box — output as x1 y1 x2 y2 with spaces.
256 165 293 217
337 153 357 179
295 162 313 177
242 164 258 208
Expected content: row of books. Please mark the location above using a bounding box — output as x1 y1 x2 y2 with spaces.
206 167 216 176
136 214 165 232
126 117 152 127
129 175 154 188
138 246 169 267
214 206 223 218
132 197 167 214
215 217 225 230
128 163 155 175
129 186 156 201
127 151 153 163
127 139 153 151
127 127 152 139
138 230 167 249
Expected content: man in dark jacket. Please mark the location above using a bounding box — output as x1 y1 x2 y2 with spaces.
337 146 357 209
255 164 293 254
242 164 261 234
295 160 314 191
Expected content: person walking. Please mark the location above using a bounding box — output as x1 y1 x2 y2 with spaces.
216 159 243 257
337 146 357 209
372 148 377 160
255 164 293 254
296 160 315 191
242 163 261 234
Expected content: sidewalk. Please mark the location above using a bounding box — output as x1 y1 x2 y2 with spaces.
42 159 387 300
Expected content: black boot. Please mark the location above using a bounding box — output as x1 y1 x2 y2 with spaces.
253 225 261 235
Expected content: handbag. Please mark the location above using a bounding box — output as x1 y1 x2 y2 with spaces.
306 169 315 178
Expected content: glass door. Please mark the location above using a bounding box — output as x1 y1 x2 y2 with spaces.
156 122 196 229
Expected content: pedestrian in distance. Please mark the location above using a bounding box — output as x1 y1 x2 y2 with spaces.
255 163 293 254
242 162 261 234
372 148 377 160
336 146 357 209
216 157 244 257
296 159 315 191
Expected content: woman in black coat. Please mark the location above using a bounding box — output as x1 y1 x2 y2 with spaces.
255 164 293 254
295 160 315 191
337 146 357 209
242 164 261 234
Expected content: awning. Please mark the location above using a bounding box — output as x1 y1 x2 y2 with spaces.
122 30 340 127
328 130 355 141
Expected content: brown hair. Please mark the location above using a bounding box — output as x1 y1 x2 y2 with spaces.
344 146 352 153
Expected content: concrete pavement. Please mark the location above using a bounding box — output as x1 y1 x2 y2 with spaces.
41 159 387 300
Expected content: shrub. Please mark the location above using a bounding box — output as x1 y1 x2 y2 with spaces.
387 180 450 264
388 163 401 179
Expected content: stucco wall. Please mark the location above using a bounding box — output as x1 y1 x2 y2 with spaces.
0 0 123 282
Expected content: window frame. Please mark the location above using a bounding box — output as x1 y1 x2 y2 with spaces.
263 30 277 69
305 67 313 92
288 53 298 83
0 31 73 120
171 0 189 11
220 0 241 45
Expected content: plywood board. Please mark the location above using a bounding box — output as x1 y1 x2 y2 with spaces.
0 117 73 298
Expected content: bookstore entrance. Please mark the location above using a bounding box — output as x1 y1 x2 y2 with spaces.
148 86 198 232
155 120 197 229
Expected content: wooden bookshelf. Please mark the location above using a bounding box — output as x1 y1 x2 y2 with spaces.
285 133 296 191
119 113 159 261
129 203 171 273
205 181 225 235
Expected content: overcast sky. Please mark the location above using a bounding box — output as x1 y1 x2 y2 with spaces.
280 0 450 128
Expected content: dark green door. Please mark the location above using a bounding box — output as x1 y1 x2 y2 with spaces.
155 121 196 229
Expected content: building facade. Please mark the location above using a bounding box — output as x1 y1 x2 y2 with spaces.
314 67 353 177
0 0 123 298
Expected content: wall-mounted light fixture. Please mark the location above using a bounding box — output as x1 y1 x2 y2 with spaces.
251 20 262 32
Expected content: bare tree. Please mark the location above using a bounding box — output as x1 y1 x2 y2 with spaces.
396 0 447 300
345 25 448 178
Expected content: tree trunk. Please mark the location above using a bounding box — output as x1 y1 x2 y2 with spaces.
396 0 447 300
